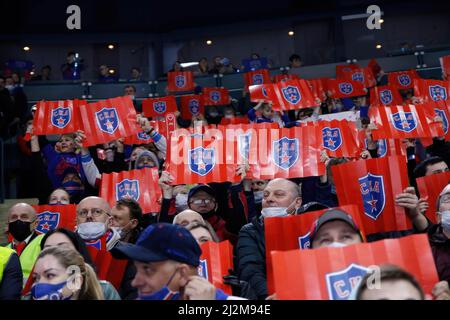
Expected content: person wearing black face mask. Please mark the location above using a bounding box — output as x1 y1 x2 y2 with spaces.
5 203 45 286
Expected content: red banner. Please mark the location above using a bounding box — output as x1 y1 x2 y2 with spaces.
326 79 367 98
339 67 377 88
180 94 205 120
167 129 241 184
369 103 443 140
32 205 77 234
32 99 84 136
219 117 249 125
332 155 411 234
370 85 404 106
99 168 162 214
264 205 364 294
167 71 195 92
142 96 178 118
368 59 382 78
336 64 360 78
307 78 327 102
199 241 234 294
272 79 317 111
244 69 271 90
358 130 406 158
272 73 301 83
388 70 419 90
123 131 153 145
248 83 281 108
202 88 231 106
79 96 141 147
414 79 450 103
416 171 450 224
440 56 450 80
272 234 439 300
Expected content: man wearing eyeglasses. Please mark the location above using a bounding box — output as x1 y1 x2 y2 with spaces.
76 196 121 251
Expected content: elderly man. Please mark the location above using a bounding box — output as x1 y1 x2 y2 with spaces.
172 209 205 227
5 203 44 285
236 178 303 300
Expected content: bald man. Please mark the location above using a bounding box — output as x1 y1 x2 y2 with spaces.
236 178 304 300
5 203 45 285
172 210 205 227
76 196 120 251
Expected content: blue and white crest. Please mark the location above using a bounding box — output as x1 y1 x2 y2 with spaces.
252 73 264 85
435 109 449 134
351 72 364 83
197 259 209 280
175 75 186 88
272 137 299 170
153 101 167 114
338 82 353 95
210 91 221 103
238 133 251 160
36 211 60 234
116 179 140 201
358 173 386 220
189 99 200 115
298 232 311 250
189 147 215 176
137 131 151 141
390 111 417 132
326 264 370 300
379 89 393 105
95 107 119 134
51 107 71 129
322 127 342 152
429 85 447 102
281 85 301 104
398 74 411 87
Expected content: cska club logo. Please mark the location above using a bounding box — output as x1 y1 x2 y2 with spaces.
281 85 301 104
175 75 186 88
137 131 151 141
379 89 393 104
197 259 209 280
326 264 370 300
338 82 353 95
238 133 251 161
153 101 167 114
36 211 60 234
391 111 417 132
429 85 447 102
252 73 264 85
189 99 200 115
116 179 140 201
272 137 299 170
397 74 411 87
210 91 221 103
298 232 311 249
51 107 71 129
322 127 342 152
435 109 449 134
351 72 364 83
85 239 101 250
189 147 215 176
95 107 119 134
358 173 386 220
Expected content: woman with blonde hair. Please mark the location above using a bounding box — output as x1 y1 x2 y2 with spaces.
30 246 104 300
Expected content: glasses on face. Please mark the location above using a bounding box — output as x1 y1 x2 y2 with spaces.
77 208 109 218
440 194 450 204
189 199 214 205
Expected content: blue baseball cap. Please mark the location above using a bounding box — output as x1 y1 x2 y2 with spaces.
110 223 201 267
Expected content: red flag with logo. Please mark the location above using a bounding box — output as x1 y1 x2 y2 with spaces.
32 205 77 234
198 241 234 294
99 168 162 214
79 96 141 147
414 79 450 103
272 79 317 111
326 79 367 98
167 71 195 92
332 155 411 234
307 79 327 102
388 70 419 90
142 96 178 118
32 99 85 135
264 205 365 294
339 67 376 88
336 64 360 78
272 73 301 83
123 130 154 145
248 83 280 108
272 234 439 300
370 85 404 106
244 69 271 90
416 171 450 224
180 94 205 120
440 56 450 80
369 103 443 140
202 87 231 106
167 129 241 184
358 130 406 158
